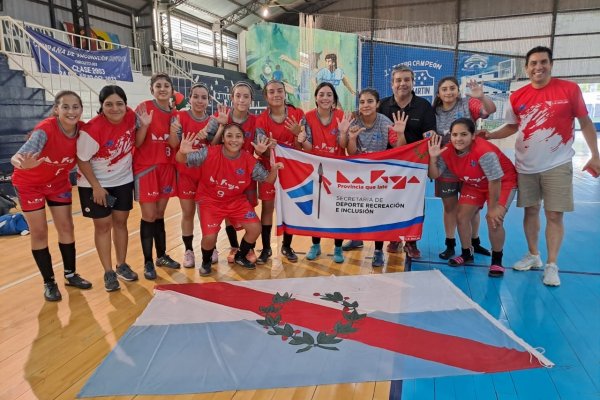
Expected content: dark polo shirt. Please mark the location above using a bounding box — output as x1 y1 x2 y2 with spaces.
378 91 436 144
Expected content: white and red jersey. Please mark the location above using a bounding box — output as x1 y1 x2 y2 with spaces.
176 109 210 178
133 100 176 173
304 108 346 156
441 136 517 189
12 117 80 186
77 108 137 187
196 145 258 203
505 78 588 174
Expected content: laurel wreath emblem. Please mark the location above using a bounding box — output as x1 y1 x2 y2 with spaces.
256 291 366 353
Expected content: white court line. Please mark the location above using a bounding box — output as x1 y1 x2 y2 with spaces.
0 212 182 293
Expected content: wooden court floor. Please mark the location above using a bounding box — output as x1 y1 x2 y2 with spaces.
0 190 406 400
1 137 599 400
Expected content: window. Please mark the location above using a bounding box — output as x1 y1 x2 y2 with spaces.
167 16 239 64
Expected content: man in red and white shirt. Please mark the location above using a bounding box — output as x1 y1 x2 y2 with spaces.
487 46 600 286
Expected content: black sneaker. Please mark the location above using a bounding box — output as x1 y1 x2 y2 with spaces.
256 248 272 265
234 252 256 270
473 243 491 256
281 246 298 262
144 261 157 280
156 254 181 269
65 273 92 289
438 246 455 260
44 281 62 301
116 263 139 281
199 261 212 276
104 270 120 292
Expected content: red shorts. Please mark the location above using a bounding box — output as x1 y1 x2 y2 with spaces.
198 197 259 235
177 170 199 200
134 164 177 202
258 181 276 201
459 183 517 209
245 180 258 207
15 179 72 211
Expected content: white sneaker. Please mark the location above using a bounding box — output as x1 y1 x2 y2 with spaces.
183 250 195 268
211 248 219 264
543 263 561 286
513 253 543 271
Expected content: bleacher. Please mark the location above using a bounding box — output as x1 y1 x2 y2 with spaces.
0 53 54 195
184 63 267 115
0 47 269 196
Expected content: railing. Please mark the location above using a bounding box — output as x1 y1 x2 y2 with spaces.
150 41 195 100
1 17 142 73
0 16 98 120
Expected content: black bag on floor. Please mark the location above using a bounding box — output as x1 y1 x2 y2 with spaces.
0 194 17 216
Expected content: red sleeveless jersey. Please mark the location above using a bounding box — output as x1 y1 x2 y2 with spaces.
176 109 211 178
197 145 258 203
133 100 176 173
440 136 517 189
255 105 305 146
13 117 80 186
304 108 346 156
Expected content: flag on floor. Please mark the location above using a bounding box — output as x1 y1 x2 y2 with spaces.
275 141 429 241
78 271 552 397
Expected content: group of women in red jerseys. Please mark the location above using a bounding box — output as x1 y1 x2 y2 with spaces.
11 70 517 301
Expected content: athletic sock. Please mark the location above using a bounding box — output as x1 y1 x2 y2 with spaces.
182 235 194 251
238 239 252 258
32 247 54 284
201 247 213 264
140 220 155 263
154 218 166 258
282 232 293 248
261 224 272 250
492 250 503 266
59 242 76 277
375 241 384 251
225 225 239 248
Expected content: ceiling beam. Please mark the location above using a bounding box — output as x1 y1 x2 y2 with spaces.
225 0 264 22
220 0 266 30
173 1 248 31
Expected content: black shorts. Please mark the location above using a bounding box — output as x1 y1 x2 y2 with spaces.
79 182 134 219
434 180 461 199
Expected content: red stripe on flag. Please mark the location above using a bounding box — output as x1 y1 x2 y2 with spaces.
156 282 539 373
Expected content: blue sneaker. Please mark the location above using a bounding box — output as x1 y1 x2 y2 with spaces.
333 246 344 263
372 250 385 267
306 244 321 260
342 240 364 251
116 263 139 281
144 261 157 280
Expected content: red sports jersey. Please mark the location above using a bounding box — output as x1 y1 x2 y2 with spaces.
133 100 175 173
77 108 136 187
12 117 80 186
440 136 517 189
255 105 304 146
211 110 257 154
176 109 210 179
196 145 258 203
304 108 346 156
